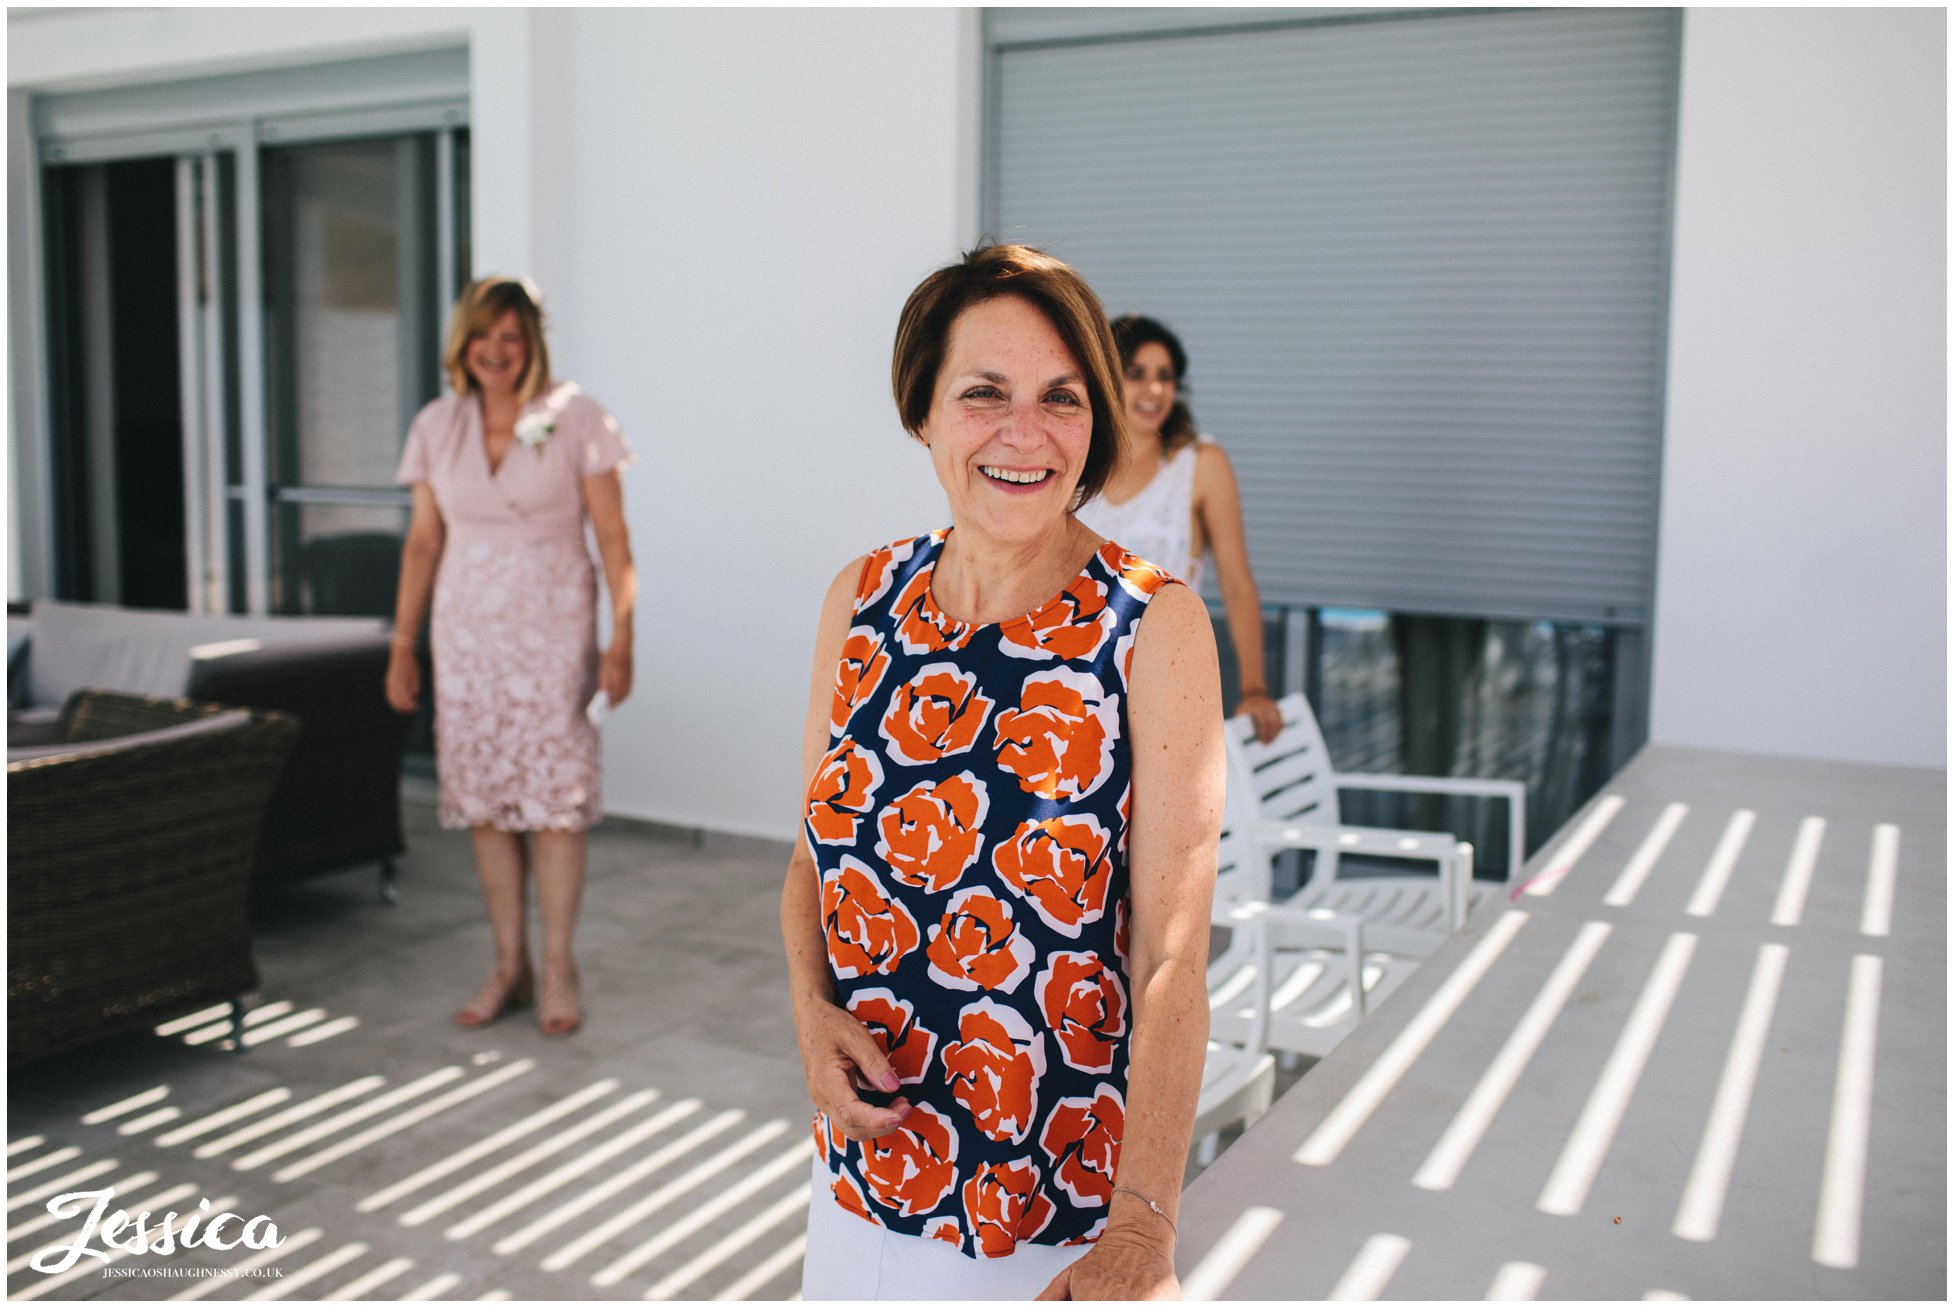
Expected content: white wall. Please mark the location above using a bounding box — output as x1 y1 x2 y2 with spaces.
536 8 967 836
1650 8 1946 769
8 6 970 837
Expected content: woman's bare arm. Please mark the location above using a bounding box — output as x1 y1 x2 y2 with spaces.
385 483 446 714
1195 443 1281 742
583 468 638 705
1039 580 1224 1300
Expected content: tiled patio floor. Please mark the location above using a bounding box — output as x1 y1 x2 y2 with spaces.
8 787 1295 1303
7 800 821 1302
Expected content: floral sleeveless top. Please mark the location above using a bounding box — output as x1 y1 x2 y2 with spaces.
805 527 1179 1259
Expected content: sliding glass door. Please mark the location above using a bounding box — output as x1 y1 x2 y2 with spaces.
261 131 466 616
39 93 468 619
42 156 193 610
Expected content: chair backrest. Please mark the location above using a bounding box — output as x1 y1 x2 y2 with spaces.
300 532 403 617
1212 825 1270 915
7 707 251 766
1222 691 1342 834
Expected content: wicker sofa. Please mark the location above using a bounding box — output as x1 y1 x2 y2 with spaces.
9 600 414 899
8 691 299 1065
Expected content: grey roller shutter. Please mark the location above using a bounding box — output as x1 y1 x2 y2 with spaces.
989 8 1679 626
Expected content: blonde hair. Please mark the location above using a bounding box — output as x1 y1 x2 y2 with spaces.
443 276 552 403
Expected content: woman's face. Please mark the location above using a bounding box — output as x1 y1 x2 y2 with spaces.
917 295 1093 548
1121 340 1178 441
464 308 530 396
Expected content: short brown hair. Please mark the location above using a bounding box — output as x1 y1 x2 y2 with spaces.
891 244 1128 510
443 276 552 404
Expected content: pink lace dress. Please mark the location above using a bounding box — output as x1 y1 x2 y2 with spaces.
395 382 633 831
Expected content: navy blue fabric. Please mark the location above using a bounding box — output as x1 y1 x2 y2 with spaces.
806 529 1175 1258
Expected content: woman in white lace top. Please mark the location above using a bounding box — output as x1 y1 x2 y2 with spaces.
1074 315 1282 742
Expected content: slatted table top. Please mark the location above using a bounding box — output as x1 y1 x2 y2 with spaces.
1176 744 1945 1301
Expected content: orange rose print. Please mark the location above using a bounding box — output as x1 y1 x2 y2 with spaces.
998 576 1113 663
1099 542 1176 602
812 1110 848 1158
923 1217 962 1246
1114 629 1137 692
833 1168 875 1223
1039 1084 1125 1208
821 856 920 980
830 626 891 734
880 663 994 768
962 1159 1057 1258
854 537 918 613
859 1102 958 1218
875 773 989 892
845 987 937 1085
891 564 973 655
992 668 1118 801
926 888 1035 994
994 814 1113 938
941 998 1046 1145
1115 782 1131 857
1036 952 1128 1074
805 737 884 846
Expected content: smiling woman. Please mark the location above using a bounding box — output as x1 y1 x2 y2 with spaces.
782 245 1226 1300
385 276 638 1041
1076 315 1285 744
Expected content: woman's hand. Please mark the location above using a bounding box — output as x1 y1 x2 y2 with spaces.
600 641 634 707
1240 689 1283 744
792 996 911 1141
387 483 443 715
1035 1229 1178 1301
584 466 638 709
385 645 421 715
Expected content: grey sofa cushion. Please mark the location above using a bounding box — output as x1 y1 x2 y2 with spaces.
23 600 387 708
28 602 193 705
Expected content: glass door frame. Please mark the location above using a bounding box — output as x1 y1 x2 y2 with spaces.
40 99 467 616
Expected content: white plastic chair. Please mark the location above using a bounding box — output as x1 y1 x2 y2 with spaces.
1225 691 1526 955
1207 848 1420 1068
1193 895 1277 1166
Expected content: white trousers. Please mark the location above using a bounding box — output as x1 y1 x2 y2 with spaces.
801 1159 1085 1301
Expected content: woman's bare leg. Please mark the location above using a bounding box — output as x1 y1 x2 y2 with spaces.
531 828 587 1036
456 826 534 1027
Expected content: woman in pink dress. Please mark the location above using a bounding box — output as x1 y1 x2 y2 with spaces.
385 276 637 1037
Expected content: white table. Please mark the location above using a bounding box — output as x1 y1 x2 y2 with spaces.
1176 744 1944 1300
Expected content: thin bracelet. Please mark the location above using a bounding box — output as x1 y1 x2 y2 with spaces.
1240 685 1271 700
1111 1185 1177 1234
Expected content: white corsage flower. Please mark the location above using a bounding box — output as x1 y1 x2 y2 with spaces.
514 412 556 450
